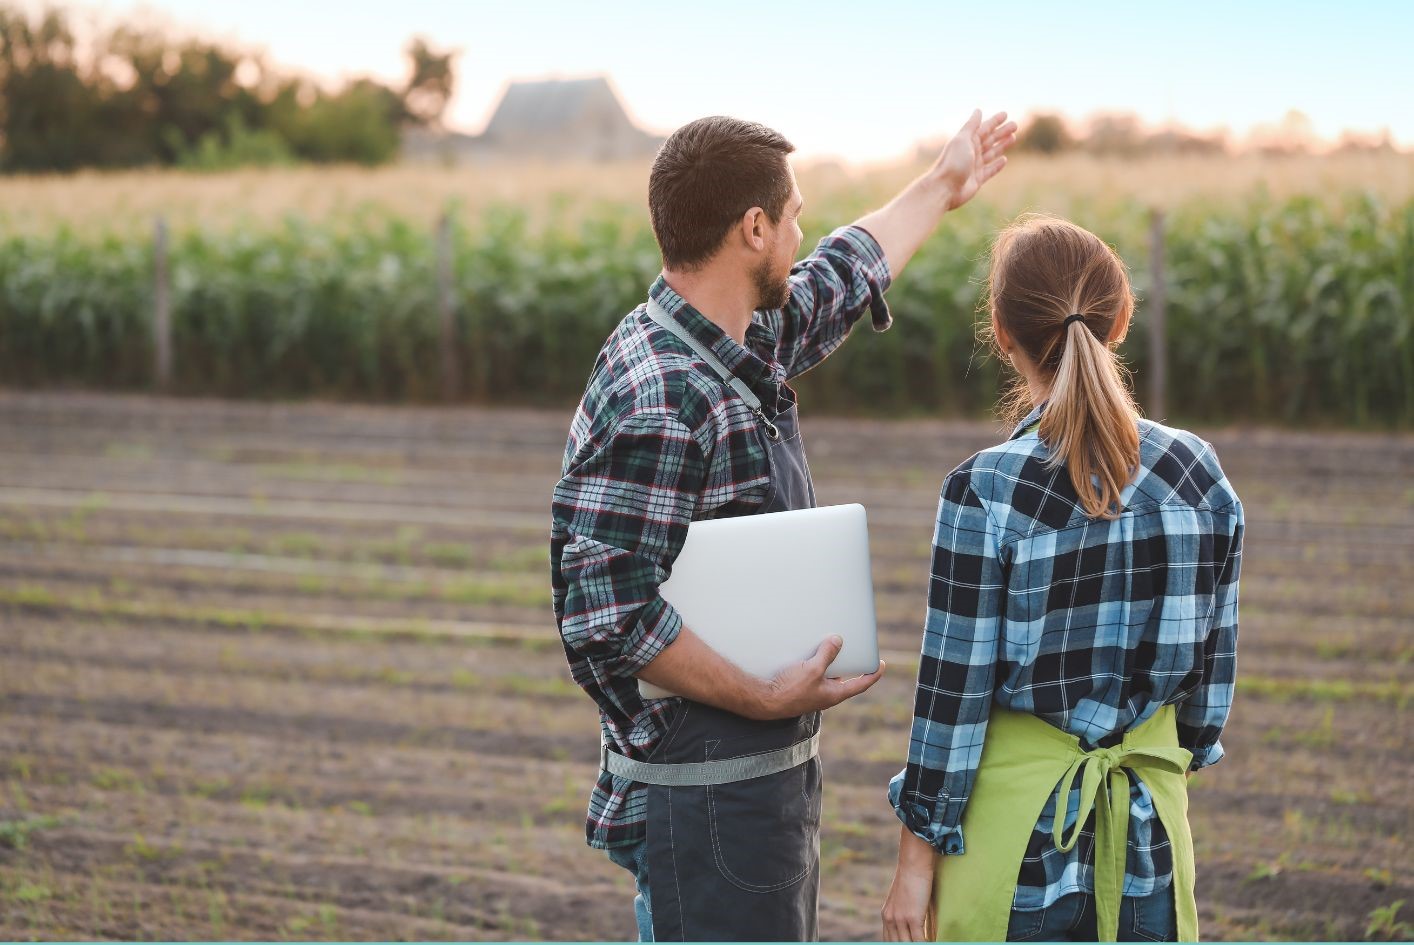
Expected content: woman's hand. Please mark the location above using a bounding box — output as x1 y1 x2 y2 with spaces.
882 824 939 941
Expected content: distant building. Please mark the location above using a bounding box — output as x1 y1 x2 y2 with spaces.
403 75 664 164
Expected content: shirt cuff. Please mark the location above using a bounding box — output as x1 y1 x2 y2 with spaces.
888 768 965 855
824 224 893 333
1188 739 1225 772
608 595 684 679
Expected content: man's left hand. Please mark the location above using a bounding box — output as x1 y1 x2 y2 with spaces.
930 109 1017 211
851 108 1018 275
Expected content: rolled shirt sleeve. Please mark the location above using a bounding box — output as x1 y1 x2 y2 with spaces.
889 770 967 855
551 408 707 678
759 224 893 380
889 470 1008 855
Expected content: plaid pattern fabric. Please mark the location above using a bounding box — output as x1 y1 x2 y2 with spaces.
888 400 1243 910
552 225 892 849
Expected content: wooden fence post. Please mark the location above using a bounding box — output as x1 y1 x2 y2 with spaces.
153 215 172 391
1148 209 1167 421
437 210 459 402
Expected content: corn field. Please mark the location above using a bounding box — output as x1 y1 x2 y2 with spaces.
0 187 1411 426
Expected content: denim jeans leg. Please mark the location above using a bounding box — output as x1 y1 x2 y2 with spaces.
1120 885 1177 942
1006 887 1178 942
1006 892 1087 941
606 840 654 942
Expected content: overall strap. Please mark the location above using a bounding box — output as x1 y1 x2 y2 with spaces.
646 298 780 441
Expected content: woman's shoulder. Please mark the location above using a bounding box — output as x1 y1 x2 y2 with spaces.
935 436 1048 512
1134 418 1242 512
950 429 1053 483
1137 415 1213 455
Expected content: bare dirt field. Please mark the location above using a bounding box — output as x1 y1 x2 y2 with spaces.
1 391 1410 941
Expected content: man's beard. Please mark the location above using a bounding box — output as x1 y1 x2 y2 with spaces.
751 256 792 311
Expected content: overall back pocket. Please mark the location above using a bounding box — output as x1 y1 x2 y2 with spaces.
704 730 821 894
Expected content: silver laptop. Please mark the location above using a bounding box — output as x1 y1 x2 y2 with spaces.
639 503 880 700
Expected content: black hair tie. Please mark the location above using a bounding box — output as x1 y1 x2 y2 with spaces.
1063 313 1087 330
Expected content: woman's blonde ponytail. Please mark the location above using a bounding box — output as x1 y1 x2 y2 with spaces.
985 215 1142 520
1040 316 1141 519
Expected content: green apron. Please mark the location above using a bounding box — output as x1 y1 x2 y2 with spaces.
931 703 1199 942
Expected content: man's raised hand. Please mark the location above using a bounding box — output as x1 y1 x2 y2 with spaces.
931 109 1018 211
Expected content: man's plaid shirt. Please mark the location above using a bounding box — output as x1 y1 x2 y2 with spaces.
889 402 1244 910
551 225 892 850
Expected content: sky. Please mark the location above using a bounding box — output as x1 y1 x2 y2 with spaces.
55 0 1412 163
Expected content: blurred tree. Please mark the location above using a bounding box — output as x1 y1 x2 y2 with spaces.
176 113 295 170
402 37 456 128
0 3 458 172
1016 113 1072 154
104 24 258 164
0 7 101 171
279 79 405 165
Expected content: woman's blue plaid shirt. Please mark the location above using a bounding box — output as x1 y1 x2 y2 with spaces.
889 402 1243 911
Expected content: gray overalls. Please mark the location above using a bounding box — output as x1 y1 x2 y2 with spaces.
604 300 824 941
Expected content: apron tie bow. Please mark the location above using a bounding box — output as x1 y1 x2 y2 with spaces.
1050 736 1193 941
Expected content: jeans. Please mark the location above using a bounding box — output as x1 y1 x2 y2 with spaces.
606 840 653 942
1005 887 1177 942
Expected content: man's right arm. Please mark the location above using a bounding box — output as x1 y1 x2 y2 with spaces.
553 407 703 682
640 626 884 719
554 405 882 720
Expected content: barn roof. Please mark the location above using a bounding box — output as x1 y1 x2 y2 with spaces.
483 76 637 140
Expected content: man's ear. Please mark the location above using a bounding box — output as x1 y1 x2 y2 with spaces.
738 206 768 253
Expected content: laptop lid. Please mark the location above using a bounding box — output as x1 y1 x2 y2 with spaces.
639 503 879 700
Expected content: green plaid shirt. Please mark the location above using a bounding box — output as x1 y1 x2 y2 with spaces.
551 224 893 849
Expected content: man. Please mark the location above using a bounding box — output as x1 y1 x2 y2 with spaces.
551 109 1016 941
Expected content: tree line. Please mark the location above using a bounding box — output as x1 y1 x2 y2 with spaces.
1013 111 1400 157
0 4 456 172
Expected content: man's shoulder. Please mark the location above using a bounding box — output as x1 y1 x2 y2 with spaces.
584 305 731 437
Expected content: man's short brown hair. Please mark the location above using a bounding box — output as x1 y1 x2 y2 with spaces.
648 116 796 271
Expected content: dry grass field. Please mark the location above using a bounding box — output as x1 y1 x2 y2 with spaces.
4 151 1413 235
0 390 1410 941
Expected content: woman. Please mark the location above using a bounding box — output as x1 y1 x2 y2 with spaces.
881 215 1244 942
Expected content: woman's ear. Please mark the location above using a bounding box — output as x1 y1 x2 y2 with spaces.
991 310 1014 356
1106 306 1133 345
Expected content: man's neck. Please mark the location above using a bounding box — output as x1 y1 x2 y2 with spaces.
661 267 755 345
